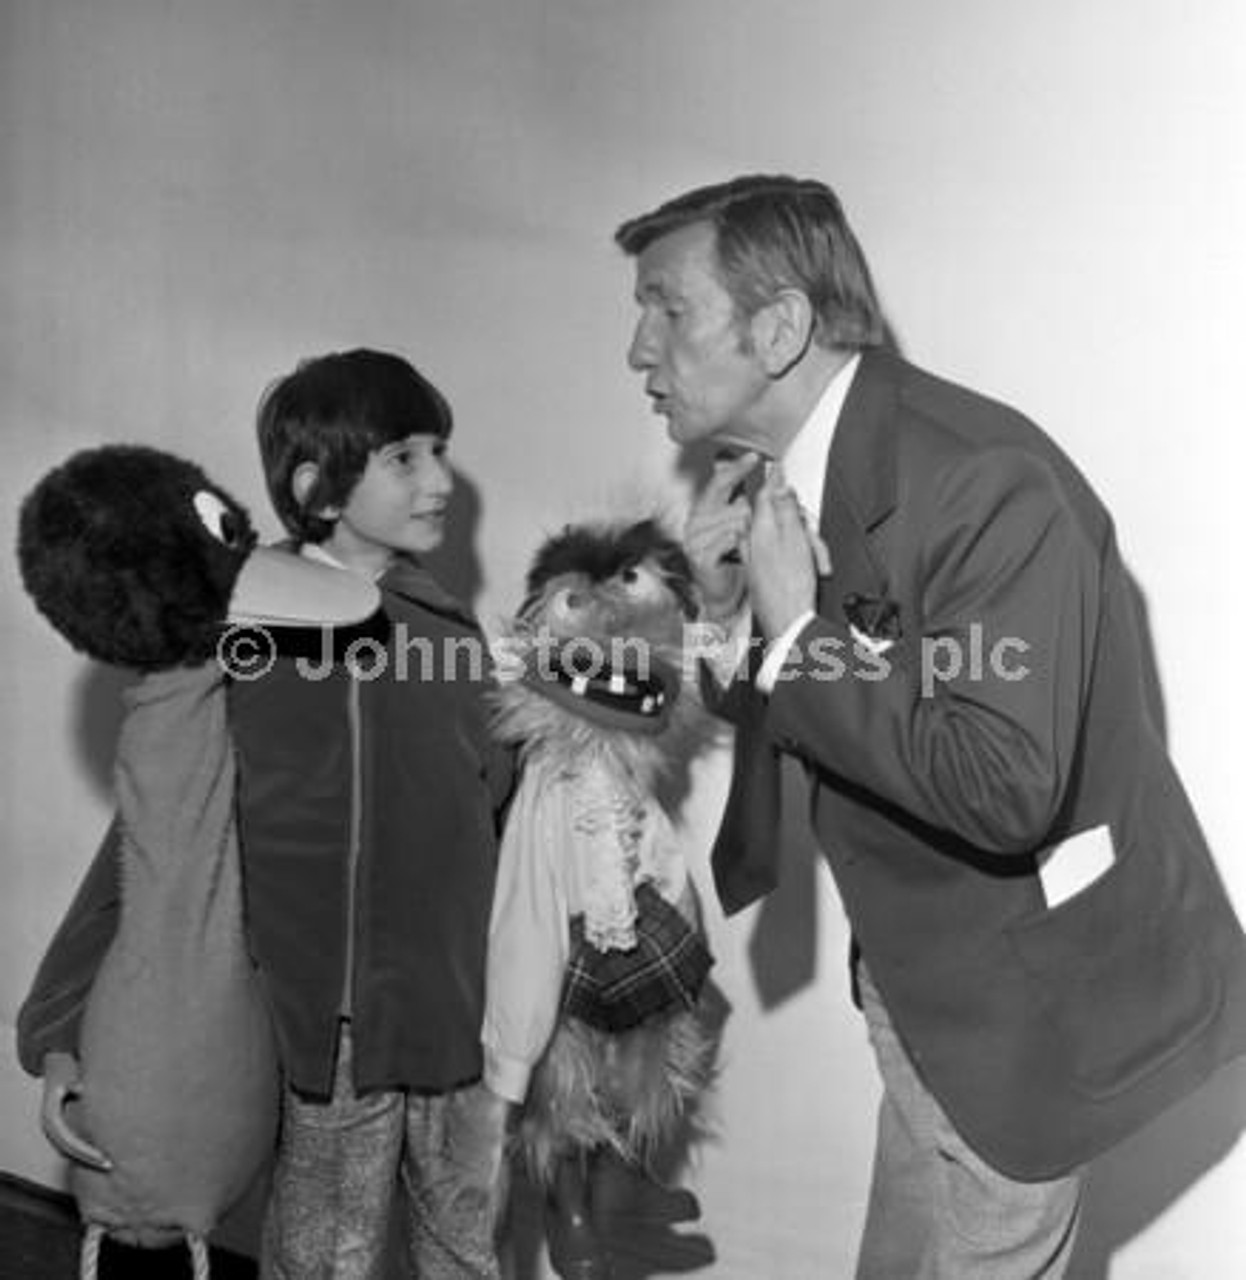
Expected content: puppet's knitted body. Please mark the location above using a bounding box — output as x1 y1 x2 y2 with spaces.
71 666 278 1248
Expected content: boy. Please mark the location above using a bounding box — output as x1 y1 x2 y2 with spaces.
20 349 514 1278
235 348 514 1277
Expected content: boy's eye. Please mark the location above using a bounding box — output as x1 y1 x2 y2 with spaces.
384 447 416 470
382 439 447 470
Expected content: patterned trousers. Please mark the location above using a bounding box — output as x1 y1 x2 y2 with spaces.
261 1022 507 1280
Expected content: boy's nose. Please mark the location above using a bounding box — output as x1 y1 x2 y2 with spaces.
430 457 454 495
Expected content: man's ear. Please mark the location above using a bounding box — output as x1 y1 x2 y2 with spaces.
291 461 338 519
751 289 815 377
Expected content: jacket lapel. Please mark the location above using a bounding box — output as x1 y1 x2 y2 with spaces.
382 556 479 628
818 349 900 618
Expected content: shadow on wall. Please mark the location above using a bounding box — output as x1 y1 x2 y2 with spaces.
71 662 137 804
1070 1056 1246 1278
1066 574 1240 1276
423 464 484 610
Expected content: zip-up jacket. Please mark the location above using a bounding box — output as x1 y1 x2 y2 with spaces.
231 553 513 1097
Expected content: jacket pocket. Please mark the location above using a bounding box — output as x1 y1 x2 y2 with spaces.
1007 819 1223 1100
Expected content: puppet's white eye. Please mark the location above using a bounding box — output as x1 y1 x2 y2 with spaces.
193 490 246 548
615 562 665 600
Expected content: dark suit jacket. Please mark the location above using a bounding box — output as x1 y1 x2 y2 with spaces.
712 347 1246 1179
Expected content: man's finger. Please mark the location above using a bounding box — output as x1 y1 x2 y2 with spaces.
710 450 763 503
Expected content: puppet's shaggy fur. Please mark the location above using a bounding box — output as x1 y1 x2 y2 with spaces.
519 990 717 1184
19 445 256 670
492 516 721 1184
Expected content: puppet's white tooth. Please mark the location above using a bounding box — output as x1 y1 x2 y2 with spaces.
608 673 626 694
571 676 589 696
641 695 655 713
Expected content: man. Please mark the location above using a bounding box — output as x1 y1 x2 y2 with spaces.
615 174 1246 1277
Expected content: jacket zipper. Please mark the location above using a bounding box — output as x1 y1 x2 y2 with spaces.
341 672 362 1018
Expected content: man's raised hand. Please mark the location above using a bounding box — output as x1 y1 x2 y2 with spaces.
685 451 761 623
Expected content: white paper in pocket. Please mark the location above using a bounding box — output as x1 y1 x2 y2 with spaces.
1038 823 1116 908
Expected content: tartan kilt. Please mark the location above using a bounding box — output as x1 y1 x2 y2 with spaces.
560 882 713 1033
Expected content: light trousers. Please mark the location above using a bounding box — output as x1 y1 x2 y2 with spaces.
855 967 1082 1279
261 1022 506 1280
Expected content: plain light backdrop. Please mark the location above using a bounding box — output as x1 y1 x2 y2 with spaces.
2 3 1243 1275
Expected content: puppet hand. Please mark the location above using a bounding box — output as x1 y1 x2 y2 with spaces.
685 452 761 623
479 1084 520 1137
41 1051 112 1171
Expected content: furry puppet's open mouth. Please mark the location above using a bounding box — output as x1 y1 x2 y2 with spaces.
521 639 682 735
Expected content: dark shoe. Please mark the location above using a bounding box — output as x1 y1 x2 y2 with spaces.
590 1149 701 1224
552 1259 615 1280
546 1209 613 1279
546 1154 614 1280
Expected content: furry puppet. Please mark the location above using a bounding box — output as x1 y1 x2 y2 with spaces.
483 516 721 1279
16 445 378 1277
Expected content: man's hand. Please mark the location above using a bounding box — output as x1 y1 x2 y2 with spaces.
685 451 762 623
747 465 830 640
41 1051 112 1171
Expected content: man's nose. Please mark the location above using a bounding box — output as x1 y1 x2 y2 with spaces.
627 318 656 371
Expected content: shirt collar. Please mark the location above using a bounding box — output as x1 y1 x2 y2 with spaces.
300 541 388 582
781 352 860 522
300 541 350 571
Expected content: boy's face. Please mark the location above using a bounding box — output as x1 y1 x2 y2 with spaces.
324 434 452 574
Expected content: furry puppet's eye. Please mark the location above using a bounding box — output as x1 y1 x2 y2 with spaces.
193 490 248 549
614 562 666 601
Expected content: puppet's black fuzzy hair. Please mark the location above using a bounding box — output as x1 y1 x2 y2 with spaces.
18 445 257 672
524 518 697 620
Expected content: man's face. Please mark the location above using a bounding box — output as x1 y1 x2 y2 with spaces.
626 222 770 448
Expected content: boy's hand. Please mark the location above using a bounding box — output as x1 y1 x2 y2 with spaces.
685 452 762 623
41 1051 112 1171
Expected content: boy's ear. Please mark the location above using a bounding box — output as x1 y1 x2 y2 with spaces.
291 461 338 519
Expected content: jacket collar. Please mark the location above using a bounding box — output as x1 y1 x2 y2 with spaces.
380 555 478 626
825 346 901 533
